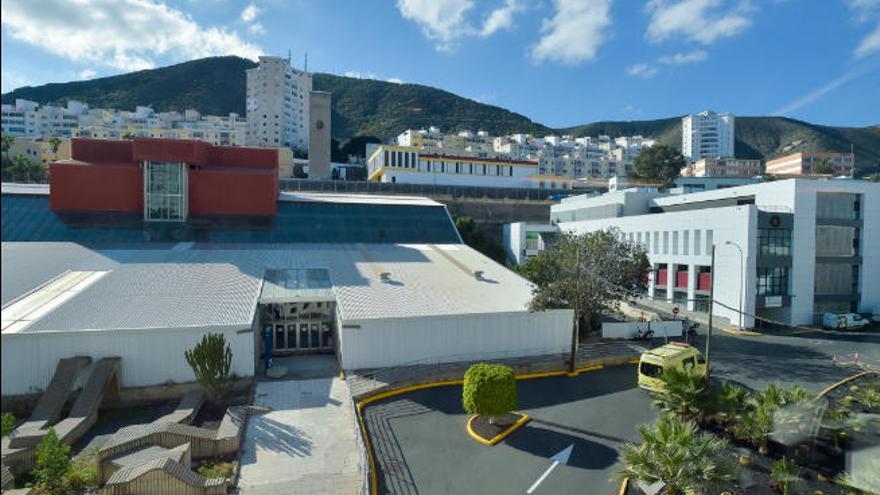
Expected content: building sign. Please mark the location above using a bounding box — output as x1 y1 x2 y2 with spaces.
765 296 782 308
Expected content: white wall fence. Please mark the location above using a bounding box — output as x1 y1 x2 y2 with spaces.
602 320 685 340
339 309 572 370
1 325 255 397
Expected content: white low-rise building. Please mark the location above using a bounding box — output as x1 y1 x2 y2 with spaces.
505 179 879 329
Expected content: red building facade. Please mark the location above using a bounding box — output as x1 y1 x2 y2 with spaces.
50 138 279 217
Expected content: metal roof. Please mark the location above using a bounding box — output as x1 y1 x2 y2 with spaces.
1 241 537 333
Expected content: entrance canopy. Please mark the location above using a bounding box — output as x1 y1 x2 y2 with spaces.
259 268 335 304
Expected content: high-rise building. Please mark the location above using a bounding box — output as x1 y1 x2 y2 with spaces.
682 111 735 162
246 56 312 152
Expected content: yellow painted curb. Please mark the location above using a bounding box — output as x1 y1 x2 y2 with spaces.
791 328 817 335
719 326 763 337
355 361 630 494
466 413 531 446
629 358 641 364
816 371 874 398
618 477 629 495
515 370 568 380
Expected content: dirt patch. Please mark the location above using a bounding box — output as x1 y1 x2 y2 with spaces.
469 412 526 443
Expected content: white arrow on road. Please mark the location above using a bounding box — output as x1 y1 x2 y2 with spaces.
526 444 573 494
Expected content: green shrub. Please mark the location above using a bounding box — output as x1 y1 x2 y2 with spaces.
652 366 710 422
197 460 235 479
185 332 233 397
32 427 98 495
771 457 800 495
1 412 15 437
462 363 516 422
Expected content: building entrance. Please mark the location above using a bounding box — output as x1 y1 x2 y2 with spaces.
262 301 336 353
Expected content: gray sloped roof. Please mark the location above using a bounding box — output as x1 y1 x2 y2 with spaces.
2 241 536 333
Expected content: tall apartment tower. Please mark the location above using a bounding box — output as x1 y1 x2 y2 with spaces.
246 56 312 152
308 91 332 179
682 111 735 162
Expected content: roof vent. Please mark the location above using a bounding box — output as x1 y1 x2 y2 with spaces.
474 270 485 281
380 272 392 282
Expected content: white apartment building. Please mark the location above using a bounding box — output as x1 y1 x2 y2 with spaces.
246 56 312 152
505 179 879 329
394 128 655 182
681 157 762 178
1 99 249 146
367 144 579 190
682 111 735 162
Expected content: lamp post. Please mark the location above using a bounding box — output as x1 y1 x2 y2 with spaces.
725 241 745 329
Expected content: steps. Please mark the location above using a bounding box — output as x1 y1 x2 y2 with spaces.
55 357 121 444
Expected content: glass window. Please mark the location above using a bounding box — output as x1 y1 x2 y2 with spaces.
672 231 679 255
694 230 702 256
683 230 689 255
144 161 187 222
706 229 713 254
756 267 789 296
758 228 791 256
663 231 669 254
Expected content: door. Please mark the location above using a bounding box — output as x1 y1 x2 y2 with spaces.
299 323 309 349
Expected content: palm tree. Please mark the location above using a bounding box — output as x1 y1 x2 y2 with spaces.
616 414 736 495
47 136 62 153
121 131 136 140
735 383 813 453
27 160 47 183
813 158 834 175
1 134 14 161
651 366 710 423
10 154 32 182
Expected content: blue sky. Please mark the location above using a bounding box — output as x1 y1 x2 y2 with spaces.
2 0 879 128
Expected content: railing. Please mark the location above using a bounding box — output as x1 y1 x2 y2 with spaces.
279 179 604 201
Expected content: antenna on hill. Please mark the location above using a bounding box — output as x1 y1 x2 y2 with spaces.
304 52 308 72
287 49 291 64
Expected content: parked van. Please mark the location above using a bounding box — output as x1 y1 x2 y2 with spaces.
638 342 706 392
822 312 870 330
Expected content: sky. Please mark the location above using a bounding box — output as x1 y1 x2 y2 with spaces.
1 0 879 128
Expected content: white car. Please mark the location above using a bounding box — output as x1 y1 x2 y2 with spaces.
822 312 870 330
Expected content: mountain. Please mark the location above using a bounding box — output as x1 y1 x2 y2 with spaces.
3 56 878 174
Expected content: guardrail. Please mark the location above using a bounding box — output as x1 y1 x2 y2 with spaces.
279 179 604 201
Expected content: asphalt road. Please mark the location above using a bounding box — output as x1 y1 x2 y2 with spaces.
361 327 879 495
695 325 880 393
363 366 654 495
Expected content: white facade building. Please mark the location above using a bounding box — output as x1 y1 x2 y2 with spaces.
682 111 735 162
393 128 655 181
367 145 580 190
246 56 312 152
505 179 879 329
1 99 248 146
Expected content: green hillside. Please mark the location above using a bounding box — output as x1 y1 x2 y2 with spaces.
2 56 878 174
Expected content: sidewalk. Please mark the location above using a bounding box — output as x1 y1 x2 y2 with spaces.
236 356 360 495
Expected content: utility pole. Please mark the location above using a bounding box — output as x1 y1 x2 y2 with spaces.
704 244 715 378
569 247 580 374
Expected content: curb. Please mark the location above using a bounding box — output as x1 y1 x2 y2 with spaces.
355 360 634 494
816 370 875 398
466 413 531 446
719 326 763 337
618 477 629 495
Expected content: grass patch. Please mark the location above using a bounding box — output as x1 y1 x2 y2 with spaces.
196 459 235 479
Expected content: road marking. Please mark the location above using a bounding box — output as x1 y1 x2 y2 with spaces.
526 444 573 494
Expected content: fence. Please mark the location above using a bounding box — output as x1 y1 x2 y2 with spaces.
279 179 604 201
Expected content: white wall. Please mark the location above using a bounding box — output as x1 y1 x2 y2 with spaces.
379 169 542 189
1 325 255 396
338 309 572 370
561 205 757 328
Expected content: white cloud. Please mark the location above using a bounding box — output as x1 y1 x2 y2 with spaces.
241 2 259 22
849 2 880 58
387 78 404 84
344 71 379 80
531 0 613 65
645 0 752 45
248 23 266 35
773 65 869 115
481 0 524 37
397 0 475 51
0 0 263 71
78 69 97 79
396 0 523 50
658 49 708 64
626 63 658 78
855 22 880 57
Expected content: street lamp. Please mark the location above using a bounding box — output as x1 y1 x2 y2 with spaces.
725 241 744 329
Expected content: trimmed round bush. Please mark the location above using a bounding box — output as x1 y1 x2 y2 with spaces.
462 363 517 419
